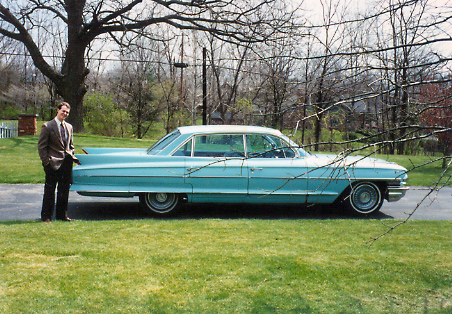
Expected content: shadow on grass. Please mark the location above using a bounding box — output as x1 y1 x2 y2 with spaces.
65 200 394 221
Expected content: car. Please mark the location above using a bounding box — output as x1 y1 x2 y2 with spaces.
71 125 409 216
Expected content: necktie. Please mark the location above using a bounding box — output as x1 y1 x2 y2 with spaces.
61 123 67 146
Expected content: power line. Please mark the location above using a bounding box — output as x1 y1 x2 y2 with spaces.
0 51 174 65
0 51 268 77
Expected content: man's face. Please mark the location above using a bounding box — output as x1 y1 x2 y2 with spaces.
56 105 70 122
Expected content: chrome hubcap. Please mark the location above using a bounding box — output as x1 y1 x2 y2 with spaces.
359 192 371 203
155 193 168 203
350 182 382 214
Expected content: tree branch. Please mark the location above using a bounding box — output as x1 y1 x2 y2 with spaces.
0 4 62 82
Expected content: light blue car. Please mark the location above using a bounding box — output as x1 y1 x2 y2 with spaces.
71 125 408 216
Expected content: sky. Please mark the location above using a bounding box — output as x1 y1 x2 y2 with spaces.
299 0 452 57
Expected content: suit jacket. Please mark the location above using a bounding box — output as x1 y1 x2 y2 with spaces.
38 118 79 170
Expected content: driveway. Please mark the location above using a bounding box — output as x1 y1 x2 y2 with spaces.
0 184 451 221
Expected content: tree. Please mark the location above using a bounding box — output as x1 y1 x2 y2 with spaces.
371 0 431 154
209 39 252 125
0 0 294 132
83 92 127 137
254 35 298 130
114 38 160 139
152 33 188 133
420 80 452 169
305 0 349 151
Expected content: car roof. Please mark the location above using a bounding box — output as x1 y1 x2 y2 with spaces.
177 125 284 136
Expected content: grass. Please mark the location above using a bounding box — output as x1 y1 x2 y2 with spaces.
0 219 451 313
0 132 450 186
370 154 452 187
1 127 451 313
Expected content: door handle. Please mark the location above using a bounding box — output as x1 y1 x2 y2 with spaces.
187 167 200 171
250 168 263 171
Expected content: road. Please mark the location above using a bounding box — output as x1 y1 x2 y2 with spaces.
0 184 451 221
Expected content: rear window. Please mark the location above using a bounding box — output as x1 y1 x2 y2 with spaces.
147 130 181 155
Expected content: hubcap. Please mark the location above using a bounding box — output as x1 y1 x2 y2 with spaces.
350 183 381 214
155 193 168 203
359 192 371 203
142 192 178 214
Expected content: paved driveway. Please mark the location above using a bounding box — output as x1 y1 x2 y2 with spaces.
0 184 451 221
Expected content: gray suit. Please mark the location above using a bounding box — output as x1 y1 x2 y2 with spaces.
37 118 79 221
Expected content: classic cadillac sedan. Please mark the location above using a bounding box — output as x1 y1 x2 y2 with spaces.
71 125 408 216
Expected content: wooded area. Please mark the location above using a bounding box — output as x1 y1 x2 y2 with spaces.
0 0 451 169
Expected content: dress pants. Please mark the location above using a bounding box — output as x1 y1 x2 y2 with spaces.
41 155 73 221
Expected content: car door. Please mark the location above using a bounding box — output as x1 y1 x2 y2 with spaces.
305 154 350 204
185 134 248 201
246 134 308 204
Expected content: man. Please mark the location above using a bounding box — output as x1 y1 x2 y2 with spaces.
38 102 80 222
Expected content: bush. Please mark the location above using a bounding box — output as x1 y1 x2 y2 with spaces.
343 132 359 141
83 93 130 137
0 101 22 120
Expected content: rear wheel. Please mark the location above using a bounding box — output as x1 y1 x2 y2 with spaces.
346 182 383 215
139 193 179 216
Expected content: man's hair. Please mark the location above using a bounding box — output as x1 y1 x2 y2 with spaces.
58 102 71 110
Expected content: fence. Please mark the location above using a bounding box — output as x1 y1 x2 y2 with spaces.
0 121 18 138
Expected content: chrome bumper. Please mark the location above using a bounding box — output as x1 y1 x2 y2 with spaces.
387 186 409 202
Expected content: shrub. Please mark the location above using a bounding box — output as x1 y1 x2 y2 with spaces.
83 93 130 137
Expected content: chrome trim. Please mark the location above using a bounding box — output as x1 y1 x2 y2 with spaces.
387 186 409 202
307 177 404 182
77 175 185 178
304 191 337 196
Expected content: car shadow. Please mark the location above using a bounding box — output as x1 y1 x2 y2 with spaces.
67 200 394 221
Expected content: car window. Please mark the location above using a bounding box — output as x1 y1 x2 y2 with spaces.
246 134 295 158
173 139 192 156
147 130 181 155
193 134 245 158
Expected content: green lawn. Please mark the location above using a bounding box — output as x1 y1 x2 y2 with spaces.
1 132 451 313
0 219 451 313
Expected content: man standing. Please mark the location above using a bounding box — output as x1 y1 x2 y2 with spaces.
38 102 79 222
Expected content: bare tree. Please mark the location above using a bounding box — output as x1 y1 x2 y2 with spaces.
152 33 186 133
302 0 351 151
0 0 295 132
369 0 433 154
252 38 298 130
112 38 160 139
208 39 252 125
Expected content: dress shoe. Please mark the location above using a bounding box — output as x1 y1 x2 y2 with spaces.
57 217 74 222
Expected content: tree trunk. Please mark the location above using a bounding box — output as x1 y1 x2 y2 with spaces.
313 87 324 152
314 112 323 152
272 101 282 130
56 47 88 132
397 64 409 155
57 0 88 132
60 86 86 132
443 143 450 169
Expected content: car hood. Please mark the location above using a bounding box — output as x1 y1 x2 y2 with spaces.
311 153 407 171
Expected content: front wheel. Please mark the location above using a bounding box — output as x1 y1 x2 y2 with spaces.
346 182 383 215
139 193 179 216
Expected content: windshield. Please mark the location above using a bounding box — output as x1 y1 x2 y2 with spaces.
147 130 181 155
279 133 310 157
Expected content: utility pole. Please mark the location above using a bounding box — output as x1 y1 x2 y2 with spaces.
202 47 207 125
